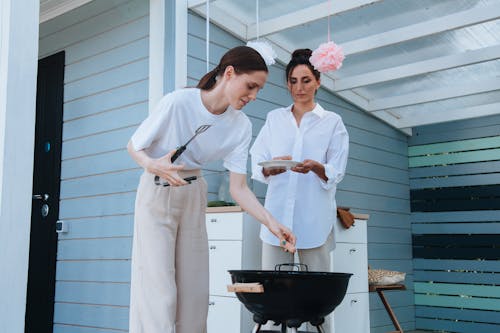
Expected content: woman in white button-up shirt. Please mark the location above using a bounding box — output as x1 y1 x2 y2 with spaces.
250 48 348 331
251 48 349 267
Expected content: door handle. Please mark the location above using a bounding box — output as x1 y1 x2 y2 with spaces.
33 194 50 201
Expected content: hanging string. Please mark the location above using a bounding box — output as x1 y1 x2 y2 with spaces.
309 0 344 73
206 0 210 72
327 0 332 42
255 0 260 40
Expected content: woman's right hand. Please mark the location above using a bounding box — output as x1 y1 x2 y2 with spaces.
266 218 297 253
262 155 292 177
147 149 188 186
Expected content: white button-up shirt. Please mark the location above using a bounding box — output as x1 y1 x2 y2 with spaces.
250 103 349 249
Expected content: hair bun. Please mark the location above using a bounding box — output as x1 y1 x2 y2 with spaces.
291 49 312 60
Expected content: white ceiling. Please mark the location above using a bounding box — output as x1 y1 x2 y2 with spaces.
40 0 500 134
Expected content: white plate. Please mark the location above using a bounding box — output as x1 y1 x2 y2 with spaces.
258 160 300 170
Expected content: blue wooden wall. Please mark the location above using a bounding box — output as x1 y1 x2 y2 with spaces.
39 0 148 331
409 115 500 333
38 2 414 331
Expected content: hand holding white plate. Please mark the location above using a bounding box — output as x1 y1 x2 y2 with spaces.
258 160 300 170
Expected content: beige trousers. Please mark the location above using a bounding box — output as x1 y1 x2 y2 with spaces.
129 170 208 333
261 230 334 333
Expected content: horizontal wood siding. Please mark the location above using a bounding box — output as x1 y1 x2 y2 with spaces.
187 12 414 333
409 114 500 332
39 0 148 331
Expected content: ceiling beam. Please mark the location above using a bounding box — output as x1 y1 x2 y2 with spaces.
188 2 247 41
187 0 217 9
342 3 500 55
381 102 500 128
334 44 500 91
370 112 413 135
40 0 93 23
367 77 500 111
247 0 383 40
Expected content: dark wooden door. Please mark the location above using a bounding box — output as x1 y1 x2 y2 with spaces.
25 51 65 333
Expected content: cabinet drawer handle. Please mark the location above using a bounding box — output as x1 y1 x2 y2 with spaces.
208 301 215 306
210 218 217 223
209 245 216 250
349 248 357 254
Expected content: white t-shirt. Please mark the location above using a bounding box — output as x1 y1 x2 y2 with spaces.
131 88 252 174
250 103 349 249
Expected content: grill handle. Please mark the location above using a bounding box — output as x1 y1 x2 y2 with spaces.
227 282 264 293
275 263 309 272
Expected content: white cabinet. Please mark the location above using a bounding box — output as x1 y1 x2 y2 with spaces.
206 207 261 333
206 207 369 333
331 215 370 333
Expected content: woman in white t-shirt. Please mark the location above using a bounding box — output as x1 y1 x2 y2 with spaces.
250 48 349 331
127 45 296 333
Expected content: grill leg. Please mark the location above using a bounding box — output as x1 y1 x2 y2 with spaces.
315 324 326 333
252 323 261 333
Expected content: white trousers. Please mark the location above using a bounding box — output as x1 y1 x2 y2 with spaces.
129 171 208 333
261 231 334 333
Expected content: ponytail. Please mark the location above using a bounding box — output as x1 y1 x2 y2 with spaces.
197 46 268 91
197 67 220 90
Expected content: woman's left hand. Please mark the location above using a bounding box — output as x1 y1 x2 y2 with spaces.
291 159 319 174
292 159 328 182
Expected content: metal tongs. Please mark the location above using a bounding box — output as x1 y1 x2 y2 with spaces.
154 124 212 186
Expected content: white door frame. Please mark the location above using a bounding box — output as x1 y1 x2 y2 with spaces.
0 0 40 332
149 0 188 112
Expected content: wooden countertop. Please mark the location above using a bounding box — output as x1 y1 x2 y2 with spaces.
206 206 370 220
206 205 242 213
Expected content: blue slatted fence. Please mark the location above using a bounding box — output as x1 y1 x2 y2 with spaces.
409 115 500 333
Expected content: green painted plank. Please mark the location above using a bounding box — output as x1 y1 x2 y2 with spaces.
413 259 499 272
415 294 500 311
409 160 500 178
415 282 500 298
411 210 500 223
409 148 500 167
410 173 500 189
412 222 500 234
414 270 499 284
409 136 500 156
416 306 500 324
416 317 500 333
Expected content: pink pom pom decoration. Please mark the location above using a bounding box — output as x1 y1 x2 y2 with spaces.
309 41 345 73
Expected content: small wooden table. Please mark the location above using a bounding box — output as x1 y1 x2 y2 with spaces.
369 284 406 333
